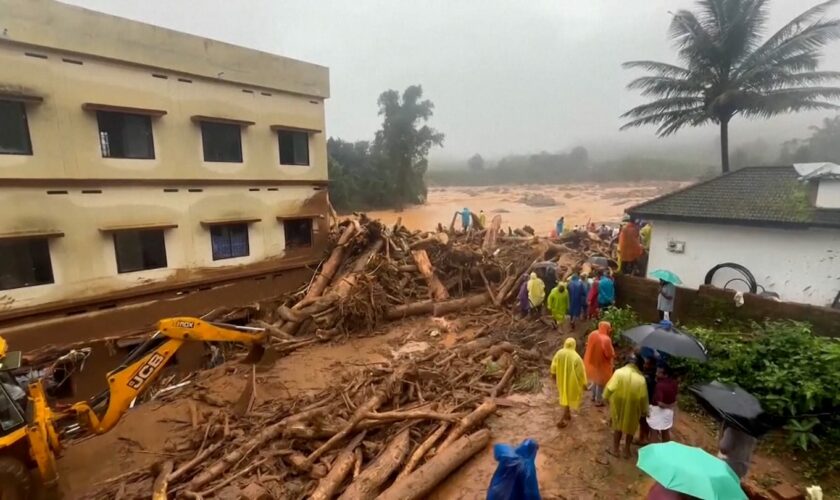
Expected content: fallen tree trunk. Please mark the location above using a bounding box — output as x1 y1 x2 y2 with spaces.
439 399 497 450
378 429 491 500
411 249 449 301
385 293 491 321
398 422 449 479
305 222 359 300
310 432 367 500
302 364 406 470
364 409 461 423
491 363 516 398
151 460 173 500
337 427 412 500
187 405 328 490
483 214 502 250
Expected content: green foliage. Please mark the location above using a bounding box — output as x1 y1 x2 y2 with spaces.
328 86 443 212
622 0 840 173
468 153 485 171
674 321 840 476
597 306 639 339
512 371 543 393
779 115 840 164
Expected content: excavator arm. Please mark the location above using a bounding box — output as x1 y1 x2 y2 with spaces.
69 317 265 434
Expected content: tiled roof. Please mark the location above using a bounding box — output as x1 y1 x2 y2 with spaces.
627 166 840 229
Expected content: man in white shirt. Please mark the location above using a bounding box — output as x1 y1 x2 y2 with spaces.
657 280 676 321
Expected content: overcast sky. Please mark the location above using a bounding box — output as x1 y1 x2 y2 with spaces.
62 0 840 162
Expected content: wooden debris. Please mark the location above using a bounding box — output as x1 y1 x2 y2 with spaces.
337 427 412 500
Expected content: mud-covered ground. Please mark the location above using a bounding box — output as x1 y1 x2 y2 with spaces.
57 316 802 499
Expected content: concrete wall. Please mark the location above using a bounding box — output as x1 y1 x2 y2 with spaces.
647 220 840 307
816 179 840 209
616 275 840 338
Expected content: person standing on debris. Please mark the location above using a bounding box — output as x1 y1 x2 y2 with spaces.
549 337 587 428
517 273 530 317
547 282 569 329
583 321 615 406
527 272 545 316
460 207 471 231
566 274 587 329
618 218 644 275
479 210 487 228
657 279 676 321
597 271 616 310
640 222 652 250
604 355 649 459
718 422 758 478
556 216 565 236
587 272 601 319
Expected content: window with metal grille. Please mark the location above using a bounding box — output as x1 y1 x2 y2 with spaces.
283 218 312 248
278 130 309 166
0 100 33 155
96 111 155 159
113 230 167 273
201 122 243 162
210 224 249 260
0 238 54 290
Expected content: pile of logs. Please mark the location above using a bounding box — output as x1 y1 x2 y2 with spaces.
87 312 551 499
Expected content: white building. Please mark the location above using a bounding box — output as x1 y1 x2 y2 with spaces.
628 165 840 308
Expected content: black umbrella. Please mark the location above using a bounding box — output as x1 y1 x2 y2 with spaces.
689 381 769 437
622 323 708 362
588 255 611 268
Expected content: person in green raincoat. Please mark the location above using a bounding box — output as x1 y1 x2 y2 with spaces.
526 272 545 316
549 337 587 428
604 355 649 459
547 283 569 329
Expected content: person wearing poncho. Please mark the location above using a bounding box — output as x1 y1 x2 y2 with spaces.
549 337 587 428
547 283 569 328
604 355 649 458
526 272 545 313
583 321 615 406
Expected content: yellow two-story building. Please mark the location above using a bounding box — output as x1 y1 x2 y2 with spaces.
0 0 330 324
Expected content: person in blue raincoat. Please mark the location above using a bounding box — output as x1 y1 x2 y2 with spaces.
566 274 587 328
460 207 471 231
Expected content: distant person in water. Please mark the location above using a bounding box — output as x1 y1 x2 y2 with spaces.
460 207 471 231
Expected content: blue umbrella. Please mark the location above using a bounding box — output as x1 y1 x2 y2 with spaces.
650 269 682 285
622 322 708 362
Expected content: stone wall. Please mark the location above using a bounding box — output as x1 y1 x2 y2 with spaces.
615 275 840 337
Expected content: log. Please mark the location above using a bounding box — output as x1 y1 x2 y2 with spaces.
398 423 449 479
410 249 449 301
167 442 223 483
305 223 359 300
151 460 173 500
187 405 328 490
310 432 367 500
385 293 491 320
337 427 412 500
483 215 502 250
439 399 497 450
491 363 516 398
302 365 406 470
378 429 491 500
385 301 434 320
364 409 461 422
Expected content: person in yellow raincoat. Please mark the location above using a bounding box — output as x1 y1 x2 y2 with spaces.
603 355 649 458
546 283 569 329
526 272 545 316
549 337 587 428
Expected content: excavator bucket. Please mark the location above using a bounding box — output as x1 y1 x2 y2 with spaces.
242 343 266 364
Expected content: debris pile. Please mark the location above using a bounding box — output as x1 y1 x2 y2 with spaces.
72 215 614 498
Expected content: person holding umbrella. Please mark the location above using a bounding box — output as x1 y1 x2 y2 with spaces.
650 270 682 322
603 355 649 458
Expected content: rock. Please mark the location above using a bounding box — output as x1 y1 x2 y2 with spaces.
770 483 804 500
517 193 557 207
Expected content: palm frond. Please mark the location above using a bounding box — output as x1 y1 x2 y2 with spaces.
620 107 711 136
740 87 840 118
670 9 720 67
622 61 692 78
746 71 840 91
626 76 706 97
620 97 706 118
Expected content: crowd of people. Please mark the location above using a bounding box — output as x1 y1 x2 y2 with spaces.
518 270 616 331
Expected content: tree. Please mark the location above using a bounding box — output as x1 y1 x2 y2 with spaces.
372 85 444 210
621 0 840 173
779 115 840 163
468 153 485 171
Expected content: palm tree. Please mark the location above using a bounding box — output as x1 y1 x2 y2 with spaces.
621 0 840 173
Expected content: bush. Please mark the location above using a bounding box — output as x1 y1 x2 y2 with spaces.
674 321 840 477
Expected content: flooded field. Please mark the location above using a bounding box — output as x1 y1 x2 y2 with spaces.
367 181 688 234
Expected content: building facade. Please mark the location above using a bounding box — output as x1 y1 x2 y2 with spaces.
0 0 330 318
629 166 840 308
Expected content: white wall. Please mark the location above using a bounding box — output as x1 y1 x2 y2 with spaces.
816 179 840 209
647 220 840 307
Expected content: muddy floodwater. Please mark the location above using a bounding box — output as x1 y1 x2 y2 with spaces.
367 181 688 233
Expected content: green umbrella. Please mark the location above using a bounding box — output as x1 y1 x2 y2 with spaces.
650 269 682 285
637 442 746 500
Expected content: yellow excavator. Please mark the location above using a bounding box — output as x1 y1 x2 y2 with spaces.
0 317 266 499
